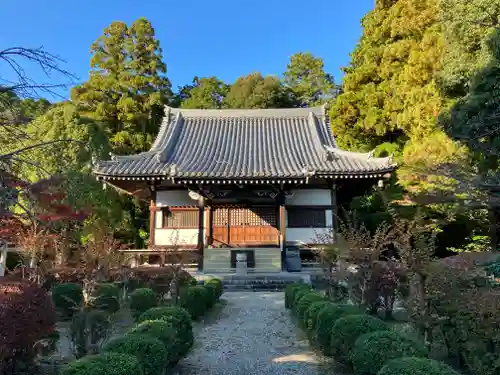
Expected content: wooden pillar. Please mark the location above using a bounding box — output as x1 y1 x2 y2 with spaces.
277 191 286 270
197 196 206 271
149 186 157 248
207 205 213 246
330 180 338 242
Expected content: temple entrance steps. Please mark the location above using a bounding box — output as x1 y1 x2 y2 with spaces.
191 272 312 292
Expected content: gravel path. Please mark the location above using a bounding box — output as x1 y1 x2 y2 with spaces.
176 292 342 375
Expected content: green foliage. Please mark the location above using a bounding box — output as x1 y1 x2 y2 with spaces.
294 292 326 322
179 76 229 109
179 285 210 319
137 306 193 358
103 334 167 375
129 288 157 320
315 303 365 355
61 352 143 375
128 320 180 367
52 283 84 318
71 18 171 154
285 282 311 309
90 283 120 313
203 284 219 308
484 255 500 278
204 278 223 298
303 301 331 332
330 314 389 361
283 52 335 106
350 330 428 375
377 357 460 375
224 72 294 109
69 309 112 358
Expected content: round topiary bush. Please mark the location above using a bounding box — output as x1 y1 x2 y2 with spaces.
90 283 120 313
294 292 326 322
303 300 331 333
103 334 166 375
377 357 460 375
350 331 428 375
137 306 193 356
128 320 179 367
205 278 223 298
203 283 218 308
52 283 84 318
315 303 365 355
330 314 389 361
129 288 157 320
61 352 143 375
285 283 311 309
179 285 210 319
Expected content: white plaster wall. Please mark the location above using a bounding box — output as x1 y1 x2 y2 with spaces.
285 189 331 206
285 209 333 244
154 229 199 246
156 190 195 207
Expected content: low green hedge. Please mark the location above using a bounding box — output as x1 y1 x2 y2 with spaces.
128 320 180 367
377 357 460 375
90 283 120 313
285 283 311 309
179 285 210 319
205 278 223 297
315 303 365 355
129 288 157 320
294 292 327 322
61 352 143 375
330 314 389 361
291 286 312 311
350 331 428 375
103 334 167 375
203 283 219 308
303 301 331 333
137 306 193 357
52 283 84 318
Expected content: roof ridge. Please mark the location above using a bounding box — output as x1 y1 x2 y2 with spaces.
166 106 325 118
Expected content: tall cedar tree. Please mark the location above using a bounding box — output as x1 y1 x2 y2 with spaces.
283 52 336 106
72 18 171 155
439 0 500 175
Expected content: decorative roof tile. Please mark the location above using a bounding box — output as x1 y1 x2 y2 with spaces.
93 105 396 179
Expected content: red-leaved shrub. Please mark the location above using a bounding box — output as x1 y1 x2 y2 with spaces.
0 280 56 371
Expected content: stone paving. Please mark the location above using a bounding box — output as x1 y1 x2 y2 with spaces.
176 292 344 375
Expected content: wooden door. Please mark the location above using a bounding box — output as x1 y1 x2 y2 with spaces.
212 207 229 246
228 206 279 246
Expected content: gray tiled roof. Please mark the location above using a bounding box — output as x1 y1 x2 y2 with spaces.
93 106 396 179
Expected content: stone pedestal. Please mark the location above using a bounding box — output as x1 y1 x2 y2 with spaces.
235 253 248 275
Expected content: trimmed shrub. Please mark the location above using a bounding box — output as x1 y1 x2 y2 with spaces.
0 281 56 371
330 314 389 361
294 292 326 322
180 285 210 319
377 357 460 375
103 334 167 375
315 303 364 355
350 331 428 375
203 283 218 308
52 283 84 318
70 309 112 358
61 352 143 375
291 286 312 311
285 283 310 309
188 276 198 286
205 278 223 297
137 306 193 356
90 283 120 313
129 288 157 320
303 301 331 332
128 320 180 367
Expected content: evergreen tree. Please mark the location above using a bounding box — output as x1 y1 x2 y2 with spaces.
180 76 229 109
283 52 335 106
72 18 171 154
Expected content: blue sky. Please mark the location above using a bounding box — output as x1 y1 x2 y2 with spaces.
1 0 373 99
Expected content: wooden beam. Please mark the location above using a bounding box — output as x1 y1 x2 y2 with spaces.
149 186 157 248
197 196 206 270
207 205 214 247
330 180 338 240
277 191 286 270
